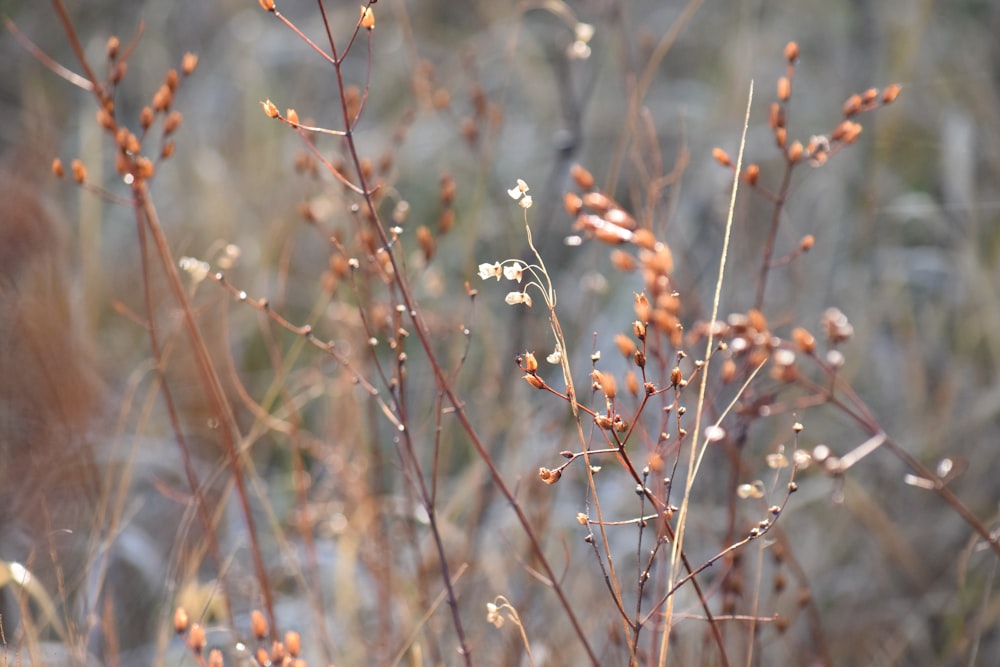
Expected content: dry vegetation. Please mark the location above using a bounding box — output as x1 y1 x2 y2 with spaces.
1 1 999 665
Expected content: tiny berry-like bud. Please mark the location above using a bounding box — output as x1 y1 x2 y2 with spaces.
524 374 545 389
783 41 799 63
165 69 179 92
775 127 787 148
173 607 189 634
788 140 803 162
250 609 269 640
769 102 784 129
712 147 732 167
152 84 172 111
571 163 595 190
261 99 280 118
524 351 538 372
188 624 206 653
182 52 199 75
285 631 301 657
360 6 375 30
626 370 639 395
800 234 814 251
777 76 791 102
610 249 636 272
743 164 760 185
161 140 175 160
842 93 862 117
96 108 114 130
270 640 286 662
164 110 182 135
259 0 275 10
564 192 583 216
416 225 435 261
792 326 816 353
51 158 64 178
860 87 879 105
140 106 154 129
135 156 155 180
106 36 120 59
882 84 901 104
632 228 657 250
71 159 87 183
582 191 613 214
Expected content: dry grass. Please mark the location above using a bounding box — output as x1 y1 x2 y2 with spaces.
1 1 999 665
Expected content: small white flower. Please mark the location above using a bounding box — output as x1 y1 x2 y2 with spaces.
507 178 529 201
478 261 503 281
518 194 533 209
504 291 533 307
574 22 595 43
503 261 524 282
546 344 562 364
179 256 210 284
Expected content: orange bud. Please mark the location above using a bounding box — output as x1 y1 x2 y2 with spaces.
860 87 879 105
96 107 115 130
524 374 545 389
71 159 87 183
539 467 562 484
614 333 636 358
286 108 299 125
165 68 179 92
631 228 657 250
250 609 269 640
135 156 155 180
712 147 732 167
259 0 275 11
582 191 613 214
564 192 583 216
173 607 189 634
881 84 901 104
285 631 301 657
775 127 787 148
783 41 799 63
416 225 434 261
188 624 206 653
523 352 538 372
51 158 64 178
610 249 636 272
182 52 199 75
571 163 594 190
788 140 803 162
777 76 791 102
792 327 816 354
164 110 182 135
106 36 120 59
800 234 814 251
842 93 862 117
261 99 280 118
140 106 154 130
360 6 375 30
743 163 760 185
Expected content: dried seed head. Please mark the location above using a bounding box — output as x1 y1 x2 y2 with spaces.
882 84 901 104
564 192 583 216
633 348 646 368
777 76 791 102
51 158 64 178
416 225 434 261
250 609 269 640
285 631 301 656
164 110 182 135
784 41 799 63
571 163 595 190
539 467 562 484
261 99 279 118
182 52 199 75
173 607 189 634
523 373 545 389
188 624 206 653
712 147 732 167
524 351 538 372
594 415 614 430
842 93 862 117
788 140 804 162
360 6 375 30
71 159 87 183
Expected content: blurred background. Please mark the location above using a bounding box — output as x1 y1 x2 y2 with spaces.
2 0 999 665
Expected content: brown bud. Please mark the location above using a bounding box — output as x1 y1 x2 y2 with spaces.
270 640 286 663
255 648 269 666
523 351 538 372
188 624 206 653
582 191 613 214
610 249 636 272
784 41 799 63
71 159 87 183
625 371 639 396
439 173 456 206
539 467 562 484
360 6 375 30
742 163 760 185
777 76 791 102
747 308 768 334
631 228 657 250
182 52 199 75
633 319 646 340
111 61 127 84
161 140 175 160
438 208 455 234
633 349 646 368
721 358 736 383
842 93 862 117
564 192 583 216
285 631 301 657
775 127 787 148
250 609 269 640
106 36 120 59
286 108 299 125
173 607 189 634
164 110 183 135
51 158 64 178
261 99 279 119
152 84 172 111
571 163 595 190
135 157 155 180
670 366 683 386
96 107 114 130
416 225 435 261
792 326 816 353
139 106 154 130
882 84 901 104
788 140 803 162
601 373 618 399
165 69 179 92
712 147 732 167
594 415 614 430
523 374 545 389
769 102 784 129
860 87 879 105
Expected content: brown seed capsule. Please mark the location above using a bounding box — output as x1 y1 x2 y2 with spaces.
633 349 645 368
96 108 114 130
439 173 456 206
416 225 435 261
783 41 799 63
721 358 736 383
261 99 279 119
173 607 189 634
161 140 175 160
712 147 732 167
842 93 862 117
360 6 375 30
524 374 545 389
71 159 87 183
571 163 594 190
182 52 199 75
601 373 618 399
594 415 614 430
188 624 206 653
270 640 286 663
135 156 155 180
777 76 791 102
625 370 639 396
250 609 269 640
111 61 127 84
152 84 172 111
523 352 538 373
633 319 646 340
438 208 455 234
140 106 154 130
631 228 657 250
882 83 901 104
165 69 179 92
670 366 683 386
51 158 64 178
539 467 562 484
769 102 784 129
